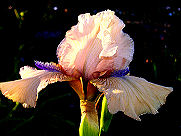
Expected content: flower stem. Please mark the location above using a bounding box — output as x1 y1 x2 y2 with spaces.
79 100 99 136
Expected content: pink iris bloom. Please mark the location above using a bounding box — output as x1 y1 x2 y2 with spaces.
0 10 172 121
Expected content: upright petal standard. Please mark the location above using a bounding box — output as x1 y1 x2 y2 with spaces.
56 10 134 80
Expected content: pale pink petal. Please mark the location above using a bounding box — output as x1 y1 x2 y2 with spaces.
57 10 134 80
96 13 134 72
90 11 134 78
19 66 42 79
56 13 101 78
0 66 73 108
91 76 173 120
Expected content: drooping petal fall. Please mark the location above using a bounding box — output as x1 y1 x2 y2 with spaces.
91 76 173 121
0 66 73 108
57 10 134 80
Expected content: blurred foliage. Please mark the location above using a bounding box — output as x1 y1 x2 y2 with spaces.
0 1 181 135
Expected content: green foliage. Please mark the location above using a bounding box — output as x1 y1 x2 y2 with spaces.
0 91 78 136
79 114 99 136
99 96 113 136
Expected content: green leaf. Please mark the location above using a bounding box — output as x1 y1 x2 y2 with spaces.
99 95 113 136
79 113 99 136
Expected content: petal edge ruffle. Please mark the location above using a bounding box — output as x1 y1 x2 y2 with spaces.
91 76 173 120
0 66 73 108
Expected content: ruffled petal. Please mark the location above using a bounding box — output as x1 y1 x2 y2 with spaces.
91 76 173 121
56 10 134 80
0 66 73 108
56 13 101 78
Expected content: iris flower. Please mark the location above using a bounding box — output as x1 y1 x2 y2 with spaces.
0 10 173 135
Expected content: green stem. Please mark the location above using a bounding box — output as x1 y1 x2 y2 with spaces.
8 102 20 117
79 100 99 136
99 96 113 136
